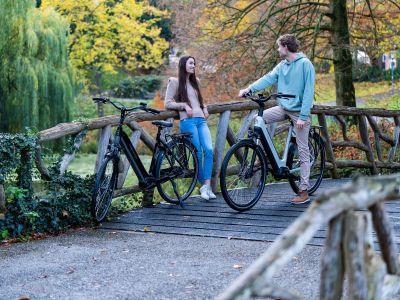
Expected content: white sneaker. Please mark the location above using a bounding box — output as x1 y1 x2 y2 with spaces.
207 186 217 199
200 185 209 200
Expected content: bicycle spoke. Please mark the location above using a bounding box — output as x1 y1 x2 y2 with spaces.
220 142 267 211
288 132 325 195
91 157 117 223
156 139 198 204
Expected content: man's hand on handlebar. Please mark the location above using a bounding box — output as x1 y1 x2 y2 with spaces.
238 88 251 97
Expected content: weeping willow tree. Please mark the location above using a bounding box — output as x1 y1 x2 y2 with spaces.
0 0 77 133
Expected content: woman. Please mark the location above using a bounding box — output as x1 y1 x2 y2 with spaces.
164 56 216 200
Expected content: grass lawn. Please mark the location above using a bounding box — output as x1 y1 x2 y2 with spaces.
314 74 400 105
68 153 153 187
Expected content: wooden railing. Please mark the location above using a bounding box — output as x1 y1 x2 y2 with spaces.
34 101 400 198
216 173 400 300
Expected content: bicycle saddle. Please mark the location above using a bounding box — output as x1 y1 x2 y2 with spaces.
152 121 173 128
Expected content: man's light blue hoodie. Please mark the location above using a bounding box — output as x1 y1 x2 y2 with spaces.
248 53 315 121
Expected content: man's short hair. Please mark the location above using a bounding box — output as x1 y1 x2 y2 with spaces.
277 34 300 53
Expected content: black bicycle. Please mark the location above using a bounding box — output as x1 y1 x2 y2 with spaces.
92 97 199 223
220 93 326 211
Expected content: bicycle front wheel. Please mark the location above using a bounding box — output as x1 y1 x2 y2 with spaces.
287 132 325 195
220 140 267 211
155 139 198 204
91 156 118 223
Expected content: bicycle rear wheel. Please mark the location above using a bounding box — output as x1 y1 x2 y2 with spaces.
91 156 118 223
220 140 267 211
287 132 325 195
155 139 198 204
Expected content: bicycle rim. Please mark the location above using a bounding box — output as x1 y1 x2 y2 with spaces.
220 141 267 211
288 133 325 195
91 156 117 223
156 140 198 204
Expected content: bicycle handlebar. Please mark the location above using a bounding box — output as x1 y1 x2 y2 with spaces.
242 92 296 103
92 97 160 114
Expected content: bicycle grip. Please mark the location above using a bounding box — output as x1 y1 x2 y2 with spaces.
242 91 253 98
93 97 108 103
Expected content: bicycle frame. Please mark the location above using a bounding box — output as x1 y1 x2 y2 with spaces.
107 108 160 190
253 115 300 178
109 107 190 190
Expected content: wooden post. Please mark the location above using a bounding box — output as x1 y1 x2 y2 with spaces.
18 149 33 195
211 110 231 192
142 189 154 207
59 130 87 175
160 117 174 142
320 213 345 300
366 116 383 162
226 126 237 147
358 115 378 175
127 121 156 152
116 130 141 189
0 184 5 218
369 202 400 274
363 212 387 300
388 116 400 162
95 125 112 173
236 110 257 140
334 115 348 140
317 113 338 178
34 147 51 180
343 211 368 299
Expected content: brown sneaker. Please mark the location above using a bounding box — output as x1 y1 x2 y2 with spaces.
291 190 310 205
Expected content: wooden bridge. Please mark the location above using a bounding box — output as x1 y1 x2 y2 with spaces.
98 178 400 249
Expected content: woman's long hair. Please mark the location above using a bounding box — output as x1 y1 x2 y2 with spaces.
176 56 205 108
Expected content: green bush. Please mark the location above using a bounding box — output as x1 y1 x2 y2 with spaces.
80 140 98 154
112 75 162 98
0 133 93 240
353 65 400 83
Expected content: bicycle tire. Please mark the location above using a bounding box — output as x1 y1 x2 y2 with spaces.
91 156 118 223
155 138 198 204
220 140 267 211
287 132 325 195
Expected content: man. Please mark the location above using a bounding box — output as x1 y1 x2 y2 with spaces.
239 34 315 204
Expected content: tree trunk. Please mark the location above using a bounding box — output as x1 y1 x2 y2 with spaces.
330 0 356 107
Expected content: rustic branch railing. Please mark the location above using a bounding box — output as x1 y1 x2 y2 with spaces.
216 174 400 300
33 101 400 198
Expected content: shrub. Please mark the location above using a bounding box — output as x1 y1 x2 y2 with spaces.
0 133 93 240
353 65 400 83
112 75 162 98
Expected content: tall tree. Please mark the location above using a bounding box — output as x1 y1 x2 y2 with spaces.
41 0 170 88
0 0 77 133
201 0 400 106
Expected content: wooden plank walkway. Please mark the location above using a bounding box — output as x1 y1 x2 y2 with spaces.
99 178 400 247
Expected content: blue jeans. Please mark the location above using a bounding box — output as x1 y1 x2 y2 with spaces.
180 117 213 183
